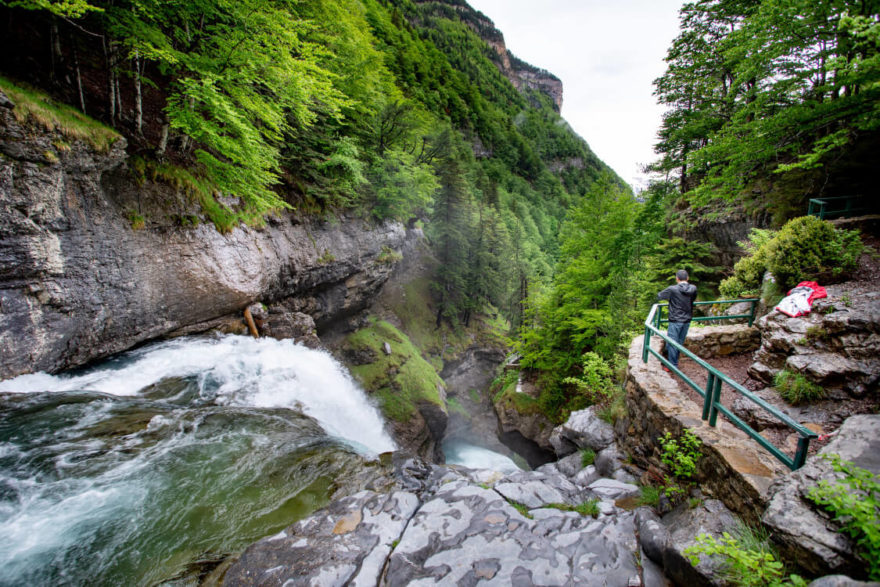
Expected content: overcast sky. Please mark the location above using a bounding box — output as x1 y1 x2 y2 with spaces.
466 0 685 190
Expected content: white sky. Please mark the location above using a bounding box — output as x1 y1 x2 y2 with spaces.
466 0 685 190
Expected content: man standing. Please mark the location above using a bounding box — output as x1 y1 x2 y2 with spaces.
657 269 698 370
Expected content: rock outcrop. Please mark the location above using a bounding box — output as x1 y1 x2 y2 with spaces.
0 97 409 379
224 451 646 586
763 415 880 579
749 283 880 396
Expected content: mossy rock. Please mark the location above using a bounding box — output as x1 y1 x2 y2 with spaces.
346 319 446 422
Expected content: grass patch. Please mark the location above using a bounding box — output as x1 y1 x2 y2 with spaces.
346 319 445 422
637 485 661 508
509 501 533 519
130 156 273 233
546 500 600 518
492 370 542 416
581 448 596 467
0 75 120 152
773 370 826 405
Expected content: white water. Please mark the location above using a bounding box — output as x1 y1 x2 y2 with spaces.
443 439 522 474
0 335 396 455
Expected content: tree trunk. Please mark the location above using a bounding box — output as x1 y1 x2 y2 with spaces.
134 50 143 136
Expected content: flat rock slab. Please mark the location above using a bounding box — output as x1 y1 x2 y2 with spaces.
588 478 640 500
224 490 419 586
494 470 585 508
386 480 640 586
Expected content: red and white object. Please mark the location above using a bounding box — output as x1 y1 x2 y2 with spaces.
775 281 828 317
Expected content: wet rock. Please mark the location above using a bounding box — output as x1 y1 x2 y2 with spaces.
635 507 669 565
555 452 584 478
382 341 392 355
661 499 739 587
595 444 625 477
763 415 880 579
549 406 615 457
574 465 601 488
223 490 419 586
264 306 321 348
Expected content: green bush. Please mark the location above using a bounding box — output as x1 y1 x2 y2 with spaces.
660 429 702 480
719 217 862 297
807 454 880 580
767 216 862 289
773 370 826 405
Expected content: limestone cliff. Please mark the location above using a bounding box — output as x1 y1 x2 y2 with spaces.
414 0 564 111
0 93 409 379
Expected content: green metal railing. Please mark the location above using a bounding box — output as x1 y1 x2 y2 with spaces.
807 196 869 220
642 299 817 470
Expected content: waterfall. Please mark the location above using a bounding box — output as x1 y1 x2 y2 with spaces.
0 335 395 585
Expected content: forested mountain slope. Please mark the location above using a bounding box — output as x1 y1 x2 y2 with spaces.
0 0 617 331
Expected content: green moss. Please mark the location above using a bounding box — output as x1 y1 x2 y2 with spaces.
545 500 600 518
346 319 446 422
0 75 121 152
492 371 541 416
447 397 468 417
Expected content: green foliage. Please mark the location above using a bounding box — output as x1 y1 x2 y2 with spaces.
561 352 615 408
126 210 145 230
773 370 826 405
580 448 596 468
684 528 806 587
0 75 120 152
660 429 702 480
654 0 880 218
808 454 880 579
721 217 862 296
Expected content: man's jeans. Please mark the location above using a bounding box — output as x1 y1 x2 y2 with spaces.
667 321 691 367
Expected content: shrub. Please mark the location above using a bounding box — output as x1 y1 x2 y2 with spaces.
767 216 862 289
660 429 702 480
807 454 880 580
773 370 826 405
719 217 862 297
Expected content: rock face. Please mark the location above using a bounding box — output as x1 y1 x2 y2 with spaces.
749 283 880 396
224 450 648 586
763 415 880 579
549 406 616 457
0 100 409 379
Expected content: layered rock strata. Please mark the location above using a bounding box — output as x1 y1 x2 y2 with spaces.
0 96 408 379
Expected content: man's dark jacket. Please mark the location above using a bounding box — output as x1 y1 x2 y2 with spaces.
657 282 698 323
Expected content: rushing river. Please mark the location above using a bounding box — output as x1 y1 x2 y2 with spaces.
0 335 395 586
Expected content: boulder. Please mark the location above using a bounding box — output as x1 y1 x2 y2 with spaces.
587 478 640 501
763 415 880 579
660 499 739 587
549 406 615 457
494 470 586 508
749 285 880 396
264 306 321 348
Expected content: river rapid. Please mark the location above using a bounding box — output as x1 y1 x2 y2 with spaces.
0 335 395 586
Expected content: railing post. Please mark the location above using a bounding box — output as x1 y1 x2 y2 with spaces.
642 325 650 363
708 377 722 427
748 299 757 327
702 373 715 421
793 436 811 470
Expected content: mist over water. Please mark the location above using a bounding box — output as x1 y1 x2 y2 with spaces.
0 335 395 585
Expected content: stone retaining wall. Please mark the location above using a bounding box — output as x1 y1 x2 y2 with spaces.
619 330 787 525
